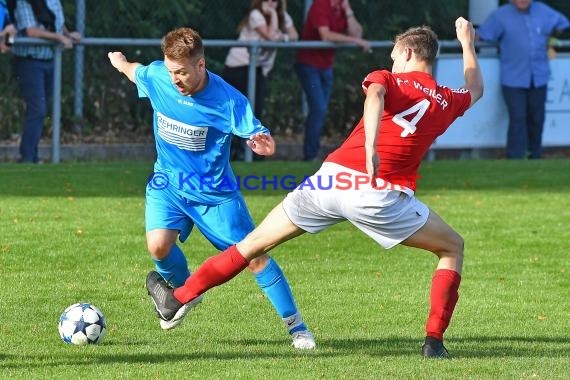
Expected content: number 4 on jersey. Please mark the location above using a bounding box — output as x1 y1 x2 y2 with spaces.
391 99 430 137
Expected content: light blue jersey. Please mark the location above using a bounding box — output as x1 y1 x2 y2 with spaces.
0 3 7 31
135 61 269 204
136 59 310 338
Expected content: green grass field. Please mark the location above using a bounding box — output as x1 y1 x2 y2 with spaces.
1 159 569 379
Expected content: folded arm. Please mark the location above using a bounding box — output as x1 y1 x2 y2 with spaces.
23 26 75 49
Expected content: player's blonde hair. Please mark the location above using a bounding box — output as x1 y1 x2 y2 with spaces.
161 27 204 61
394 26 439 65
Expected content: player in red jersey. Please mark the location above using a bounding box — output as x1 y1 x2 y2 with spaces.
146 17 483 358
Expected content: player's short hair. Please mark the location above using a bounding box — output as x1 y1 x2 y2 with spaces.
161 27 204 61
394 26 438 65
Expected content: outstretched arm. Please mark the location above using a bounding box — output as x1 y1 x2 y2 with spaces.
108 52 141 83
363 82 386 180
455 17 483 107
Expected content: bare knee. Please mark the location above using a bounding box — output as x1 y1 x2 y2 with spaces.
146 229 179 260
439 231 464 260
453 234 464 262
246 254 270 273
431 232 464 275
147 237 173 260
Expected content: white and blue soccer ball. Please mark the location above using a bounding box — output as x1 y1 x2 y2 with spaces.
58 303 107 345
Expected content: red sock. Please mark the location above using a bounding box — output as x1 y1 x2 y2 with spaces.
425 269 461 340
173 245 249 304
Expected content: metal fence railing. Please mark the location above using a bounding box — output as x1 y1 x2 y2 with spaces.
13 36 570 163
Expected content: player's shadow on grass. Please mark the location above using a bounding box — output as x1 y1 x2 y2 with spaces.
216 335 570 359
0 351 336 370
220 337 421 357
450 335 570 358
225 335 570 359
2 335 569 368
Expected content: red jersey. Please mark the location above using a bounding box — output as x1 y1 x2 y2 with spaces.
296 0 348 70
325 70 472 191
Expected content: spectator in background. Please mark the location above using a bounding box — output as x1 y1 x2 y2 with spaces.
477 0 569 159
10 0 81 163
223 0 298 160
296 0 369 161
0 0 16 53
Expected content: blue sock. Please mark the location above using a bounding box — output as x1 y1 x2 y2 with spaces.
152 245 191 287
254 257 307 335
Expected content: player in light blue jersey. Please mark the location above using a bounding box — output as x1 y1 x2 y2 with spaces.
108 27 315 349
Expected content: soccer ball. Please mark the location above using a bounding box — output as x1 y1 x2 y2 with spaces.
58 303 107 345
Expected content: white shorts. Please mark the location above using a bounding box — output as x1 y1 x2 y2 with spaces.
281 162 429 249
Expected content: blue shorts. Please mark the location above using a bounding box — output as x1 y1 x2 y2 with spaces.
145 185 255 250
